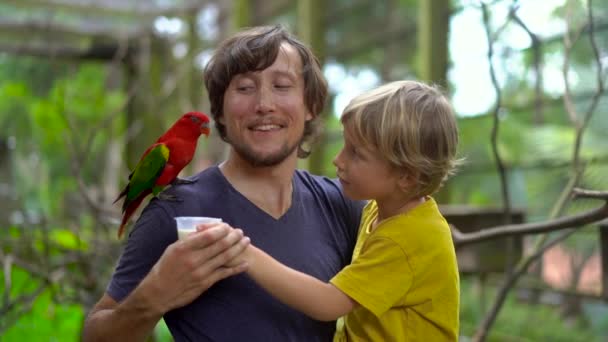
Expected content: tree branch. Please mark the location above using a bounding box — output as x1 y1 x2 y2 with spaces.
510 8 544 124
3 0 208 18
0 40 137 61
481 2 515 223
473 227 580 342
451 189 608 247
471 2 605 339
0 17 145 40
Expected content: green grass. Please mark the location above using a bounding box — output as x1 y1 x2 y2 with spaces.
459 276 607 341
1 291 84 341
2 270 607 341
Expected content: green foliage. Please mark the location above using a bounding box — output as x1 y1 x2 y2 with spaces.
450 92 608 218
1 268 84 341
0 59 126 218
325 0 418 73
0 56 127 337
459 278 604 341
0 56 70 96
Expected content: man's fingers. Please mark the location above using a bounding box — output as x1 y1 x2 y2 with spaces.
190 242 249 285
191 228 245 264
206 236 250 271
195 221 223 232
182 224 230 249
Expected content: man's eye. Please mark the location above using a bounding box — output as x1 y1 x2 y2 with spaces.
275 84 291 89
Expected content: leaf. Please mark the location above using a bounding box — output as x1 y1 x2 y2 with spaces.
50 228 88 251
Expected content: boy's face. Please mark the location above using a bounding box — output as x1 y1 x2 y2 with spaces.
333 127 403 202
220 42 313 167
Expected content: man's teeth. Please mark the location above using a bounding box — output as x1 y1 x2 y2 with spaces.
253 124 281 131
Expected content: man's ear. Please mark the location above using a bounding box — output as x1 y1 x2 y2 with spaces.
305 111 314 122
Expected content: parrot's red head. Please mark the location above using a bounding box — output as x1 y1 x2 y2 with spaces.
182 111 211 137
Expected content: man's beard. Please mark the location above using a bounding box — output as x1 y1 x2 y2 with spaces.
230 137 302 167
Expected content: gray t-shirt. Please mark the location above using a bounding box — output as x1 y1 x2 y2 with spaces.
107 166 364 341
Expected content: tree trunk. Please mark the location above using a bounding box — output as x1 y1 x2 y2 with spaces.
417 0 450 88
123 35 171 170
298 0 328 175
232 0 253 32
418 0 452 202
0 137 18 227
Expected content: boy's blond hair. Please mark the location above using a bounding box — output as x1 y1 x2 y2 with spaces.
341 80 460 199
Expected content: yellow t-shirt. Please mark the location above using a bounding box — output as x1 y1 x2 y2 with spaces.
330 198 459 341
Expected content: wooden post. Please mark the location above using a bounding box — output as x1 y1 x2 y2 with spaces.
600 220 608 300
418 0 450 88
0 137 18 227
298 0 328 175
232 0 252 31
123 35 171 170
418 0 452 203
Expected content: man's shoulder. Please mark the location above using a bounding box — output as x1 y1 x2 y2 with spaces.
153 166 225 211
294 169 365 217
294 169 341 193
162 166 222 195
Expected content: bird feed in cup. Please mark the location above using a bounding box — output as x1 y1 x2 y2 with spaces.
175 216 222 240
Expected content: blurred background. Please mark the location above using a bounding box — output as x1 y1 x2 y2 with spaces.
0 0 607 341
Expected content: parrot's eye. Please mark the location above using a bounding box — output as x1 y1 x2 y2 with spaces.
190 116 201 124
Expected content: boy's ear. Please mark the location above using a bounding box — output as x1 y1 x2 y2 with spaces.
397 171 417 192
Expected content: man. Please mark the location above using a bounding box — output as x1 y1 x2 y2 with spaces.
83 25 363 341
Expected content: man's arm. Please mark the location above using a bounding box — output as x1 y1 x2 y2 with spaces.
245 245 357 322
82 293 161 342
82 225 249 342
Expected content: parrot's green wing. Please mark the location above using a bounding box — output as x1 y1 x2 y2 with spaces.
126 144 170 202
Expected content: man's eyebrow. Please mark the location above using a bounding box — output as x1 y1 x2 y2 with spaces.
235 72 255 78
234 69 300 81
270 69 300 80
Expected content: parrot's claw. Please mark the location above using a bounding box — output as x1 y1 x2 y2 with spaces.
158 193 183 202
172 178 196 185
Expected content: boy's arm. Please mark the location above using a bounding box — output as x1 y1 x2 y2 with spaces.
245 245 358 322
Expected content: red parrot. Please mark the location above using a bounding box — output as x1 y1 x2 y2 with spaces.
114 111 211 238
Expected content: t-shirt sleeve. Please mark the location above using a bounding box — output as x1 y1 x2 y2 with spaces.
106 200 176 302
330 236 412 317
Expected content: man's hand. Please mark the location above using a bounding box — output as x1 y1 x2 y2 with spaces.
136 224 250 315
82 224 250 342
196 222 252 268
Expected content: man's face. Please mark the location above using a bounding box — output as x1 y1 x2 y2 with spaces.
221 43 312 167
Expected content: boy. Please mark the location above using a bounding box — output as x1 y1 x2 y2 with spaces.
230 80 461 340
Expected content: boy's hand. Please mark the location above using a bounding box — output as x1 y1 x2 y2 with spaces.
197 222 252 267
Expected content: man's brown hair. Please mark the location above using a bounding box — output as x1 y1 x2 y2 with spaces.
203 25 328 158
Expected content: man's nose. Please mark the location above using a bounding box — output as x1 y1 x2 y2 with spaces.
255 85 275 113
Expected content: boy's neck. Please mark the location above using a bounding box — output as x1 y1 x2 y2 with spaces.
374 196 426 228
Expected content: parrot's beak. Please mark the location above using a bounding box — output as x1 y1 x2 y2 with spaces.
201 122 210 136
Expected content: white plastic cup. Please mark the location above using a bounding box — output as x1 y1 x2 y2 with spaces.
175 216 222 240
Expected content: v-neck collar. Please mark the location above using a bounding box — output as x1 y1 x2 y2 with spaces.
212 166 298 222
